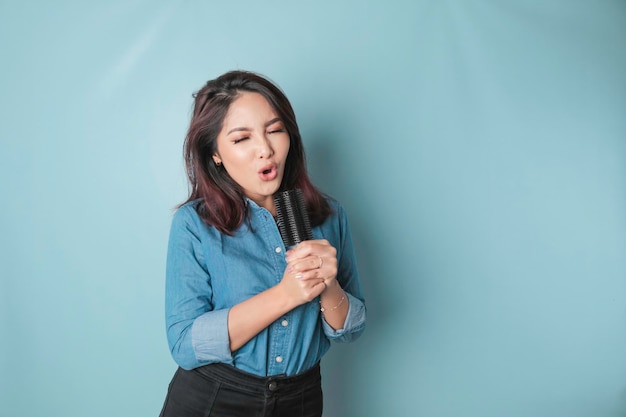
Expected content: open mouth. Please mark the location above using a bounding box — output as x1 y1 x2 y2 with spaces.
259 164 276 175
258 164 278 181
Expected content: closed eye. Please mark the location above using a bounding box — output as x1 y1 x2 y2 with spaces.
268 128 286 134
232 136 249 144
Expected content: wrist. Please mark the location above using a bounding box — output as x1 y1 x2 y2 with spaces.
320 279 343 301
272 282 300 311
320 287 346 313
322 277 339 293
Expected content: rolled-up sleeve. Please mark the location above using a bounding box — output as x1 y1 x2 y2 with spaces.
165 206 232 370
321 292 366 342
321 203 367 342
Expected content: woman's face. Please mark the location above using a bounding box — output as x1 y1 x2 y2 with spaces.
213 92 290 214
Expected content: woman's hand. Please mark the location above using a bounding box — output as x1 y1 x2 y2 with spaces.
278 239 338 306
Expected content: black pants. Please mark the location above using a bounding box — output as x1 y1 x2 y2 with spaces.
159 363 323 417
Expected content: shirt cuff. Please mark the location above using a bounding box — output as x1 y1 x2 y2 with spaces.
191 308 233 363
322 292 366 341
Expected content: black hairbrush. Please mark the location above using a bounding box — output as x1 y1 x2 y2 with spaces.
274 189 313 248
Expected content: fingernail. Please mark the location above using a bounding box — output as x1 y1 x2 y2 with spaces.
295 273 303 279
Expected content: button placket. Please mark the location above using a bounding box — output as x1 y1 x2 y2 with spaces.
266 214 289 374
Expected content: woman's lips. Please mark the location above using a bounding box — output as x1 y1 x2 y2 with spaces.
258 164 277 181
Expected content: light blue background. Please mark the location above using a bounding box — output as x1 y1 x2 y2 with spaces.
1 1 625 416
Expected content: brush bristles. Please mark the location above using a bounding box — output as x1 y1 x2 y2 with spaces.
274 189 313 248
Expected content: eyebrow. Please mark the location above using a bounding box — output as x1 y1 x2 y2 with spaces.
227 117 283 135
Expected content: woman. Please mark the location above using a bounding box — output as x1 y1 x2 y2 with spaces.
159 70 366 417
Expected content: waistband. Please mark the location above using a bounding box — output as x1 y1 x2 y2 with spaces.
193 362 321 396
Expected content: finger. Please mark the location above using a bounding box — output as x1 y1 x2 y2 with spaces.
314 255 323 270
299 255 323 272
287 255 323 274
286 239 331 261
311 280 327 296
294 269 323 281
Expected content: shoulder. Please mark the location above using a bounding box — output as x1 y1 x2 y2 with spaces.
318 195 352 236
170 200 219 239
324 195 348 221
171 200 201 226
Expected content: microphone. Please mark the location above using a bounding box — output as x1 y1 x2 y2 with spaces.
274 189 313 248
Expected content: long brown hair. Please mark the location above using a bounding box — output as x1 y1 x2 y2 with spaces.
181 70 331 235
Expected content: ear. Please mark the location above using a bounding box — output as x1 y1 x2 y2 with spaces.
212 154 222 165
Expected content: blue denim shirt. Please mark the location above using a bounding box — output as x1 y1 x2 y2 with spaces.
165 197 366 376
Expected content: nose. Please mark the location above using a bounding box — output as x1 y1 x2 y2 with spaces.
257 135 274 159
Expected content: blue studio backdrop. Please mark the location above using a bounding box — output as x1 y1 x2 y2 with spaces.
1 1 625 416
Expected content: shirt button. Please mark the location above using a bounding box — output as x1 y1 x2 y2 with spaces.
275 356 283 363
281 320 288 327
275 247 282 253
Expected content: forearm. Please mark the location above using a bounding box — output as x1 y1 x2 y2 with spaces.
319 279 349 330
227 284 297 351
